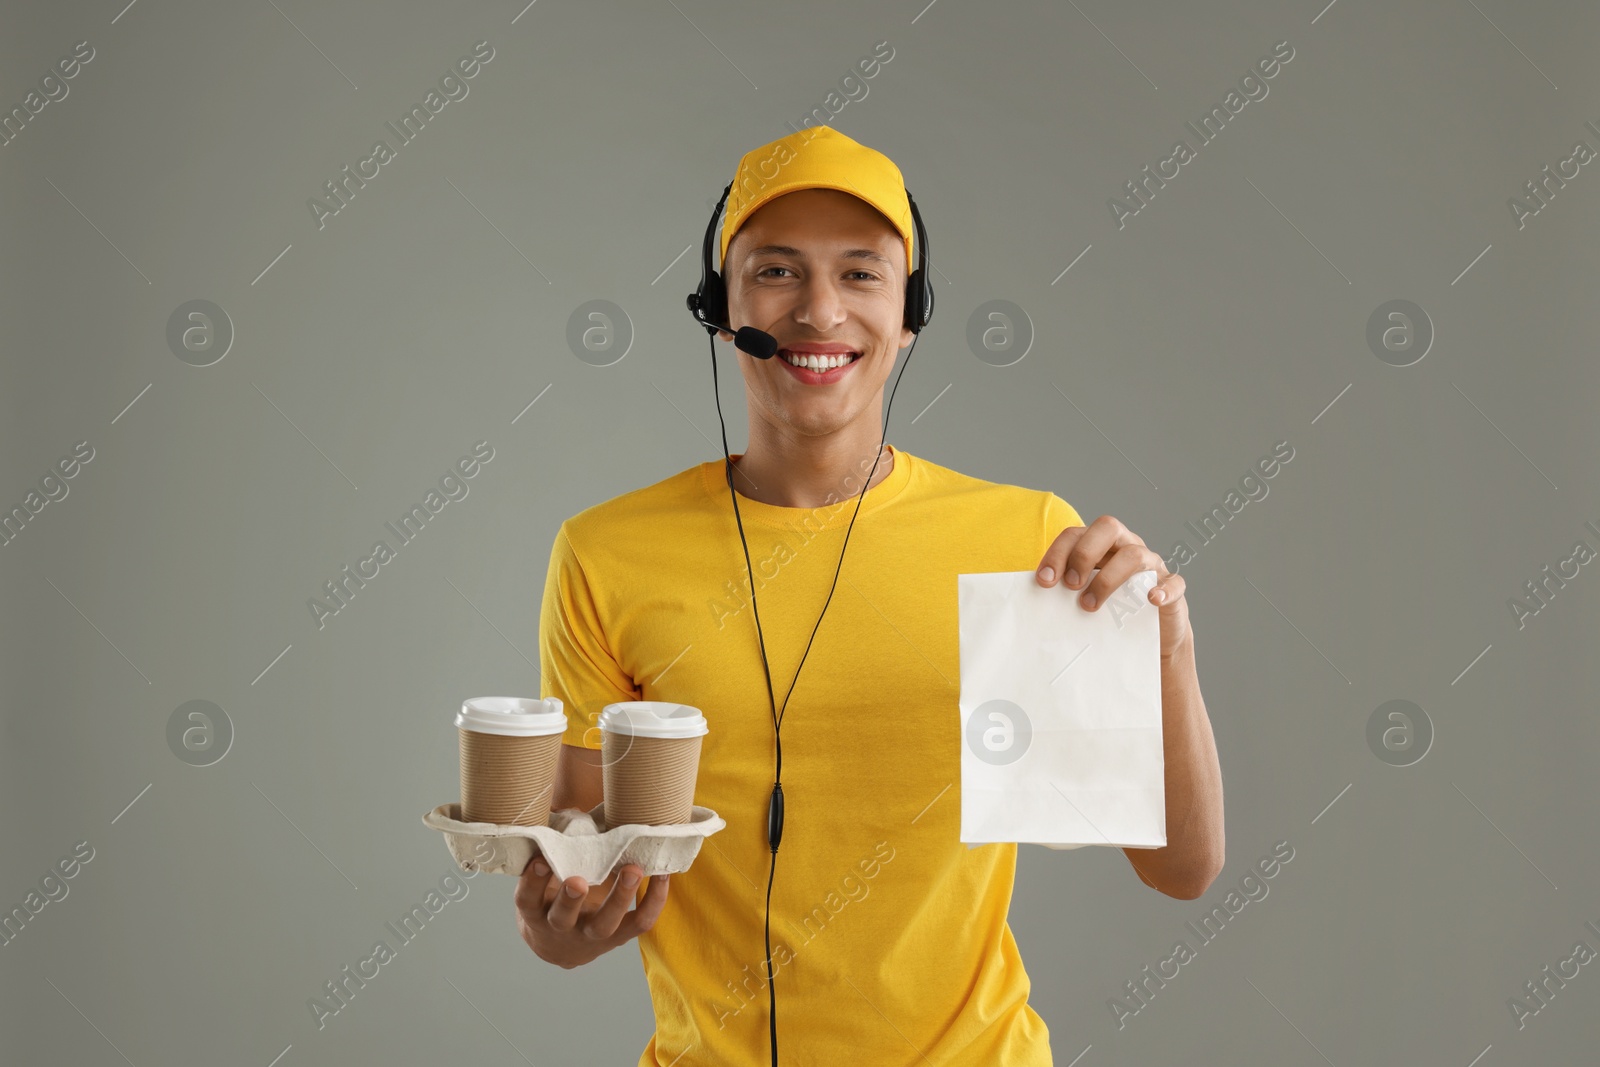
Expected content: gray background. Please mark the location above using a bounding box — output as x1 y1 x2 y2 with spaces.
2 0 1597 1064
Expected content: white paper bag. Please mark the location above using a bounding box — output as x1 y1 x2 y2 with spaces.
957 568 1166 850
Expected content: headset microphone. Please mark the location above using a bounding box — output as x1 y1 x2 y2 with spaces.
734 326 779 361
686 285 781 361
686 171 932 1066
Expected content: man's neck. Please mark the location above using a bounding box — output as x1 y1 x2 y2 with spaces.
731 427 894 510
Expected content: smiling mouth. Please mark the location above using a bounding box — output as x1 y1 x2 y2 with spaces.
779 350 861 371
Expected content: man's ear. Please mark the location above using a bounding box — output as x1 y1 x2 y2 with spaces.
715 326 735 344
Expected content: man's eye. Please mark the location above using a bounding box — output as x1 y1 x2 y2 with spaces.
756 267 877 281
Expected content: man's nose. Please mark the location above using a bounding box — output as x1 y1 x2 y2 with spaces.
792 276 847 330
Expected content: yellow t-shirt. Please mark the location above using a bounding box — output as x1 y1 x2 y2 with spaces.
539 444 1085 1066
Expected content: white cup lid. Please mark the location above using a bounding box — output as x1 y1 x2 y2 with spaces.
456 696 566 737
599 701 708 739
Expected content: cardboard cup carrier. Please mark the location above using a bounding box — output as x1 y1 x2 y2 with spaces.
457 696 566 826
599 702 708 827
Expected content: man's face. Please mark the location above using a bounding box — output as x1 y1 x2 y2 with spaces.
720 188 916 441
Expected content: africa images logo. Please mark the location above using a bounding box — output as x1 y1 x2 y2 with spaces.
1107 40 1296 230
307 441 495 629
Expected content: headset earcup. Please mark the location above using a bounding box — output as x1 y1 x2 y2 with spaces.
904 268 926 332
904 190 932 333
703 271 728 333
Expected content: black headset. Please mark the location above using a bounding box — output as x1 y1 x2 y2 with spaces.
684 174 933 1065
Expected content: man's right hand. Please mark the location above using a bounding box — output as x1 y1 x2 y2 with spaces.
515 855 670 969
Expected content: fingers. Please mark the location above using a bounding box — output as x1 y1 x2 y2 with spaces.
1037 525 1088 586
545 872 590 933
518 853 670 951
1038 515 1162 613
1040 519 1160 605
616 871 671 940
1075 549 1164 612
1060 517 1136 591
514 854 554 918
581 865 648 941
1148 571 1186 607
1039 516 1145 589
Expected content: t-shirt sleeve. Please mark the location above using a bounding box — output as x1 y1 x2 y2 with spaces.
1042 491 1086 543
539 523 640 750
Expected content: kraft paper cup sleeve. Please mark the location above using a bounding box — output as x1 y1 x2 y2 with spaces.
422 801 726 883
602 734 703 827
459 728 563 826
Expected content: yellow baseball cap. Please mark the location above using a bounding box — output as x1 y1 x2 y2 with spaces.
720 125 914 276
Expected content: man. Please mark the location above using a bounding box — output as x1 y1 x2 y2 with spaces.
515 125 1225 1066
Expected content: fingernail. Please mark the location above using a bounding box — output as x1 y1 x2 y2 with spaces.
1065 569 1081 587
532 860 549 876
622 871 641 887
1038 566 1054 583
1152 589 1166 604
1080 592 1096 610
565 882 582 898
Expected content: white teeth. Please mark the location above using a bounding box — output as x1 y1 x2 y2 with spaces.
783 352 855 370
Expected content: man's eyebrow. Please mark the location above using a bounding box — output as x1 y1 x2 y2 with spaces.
743 244 892 265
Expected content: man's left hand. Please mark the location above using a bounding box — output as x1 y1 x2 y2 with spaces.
1036 516 1191 660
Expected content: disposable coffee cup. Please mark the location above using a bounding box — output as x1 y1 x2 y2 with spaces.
599 702 708 828
456 697 567 827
